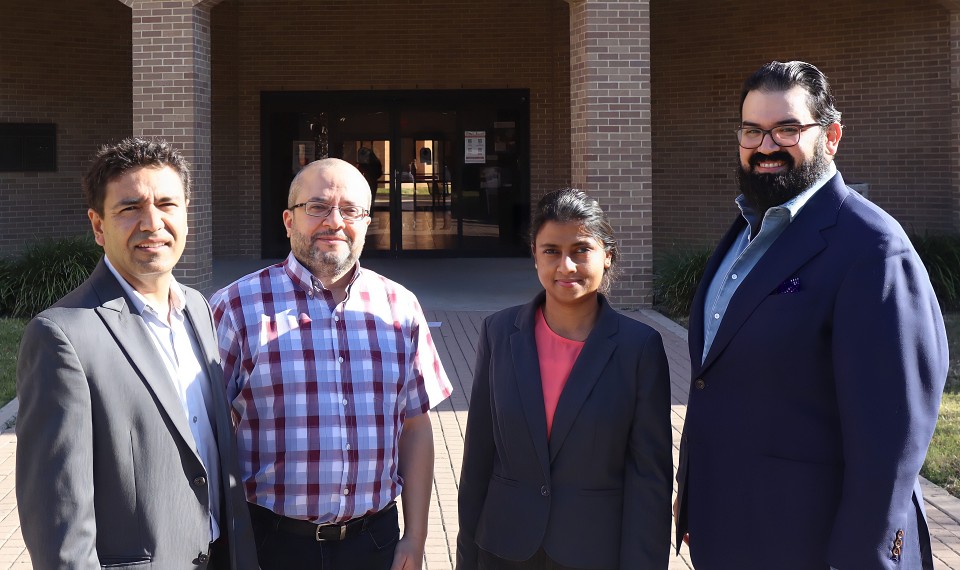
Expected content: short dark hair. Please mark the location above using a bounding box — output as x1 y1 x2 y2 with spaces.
740 61 842 126
82 137 190 215
530 188 620 293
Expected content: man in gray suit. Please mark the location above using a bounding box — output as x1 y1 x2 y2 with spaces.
16 138 257 569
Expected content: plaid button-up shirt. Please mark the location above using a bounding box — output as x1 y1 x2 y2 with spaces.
211 253 452 522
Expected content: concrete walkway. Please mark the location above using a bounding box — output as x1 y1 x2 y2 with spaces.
2 258 959 567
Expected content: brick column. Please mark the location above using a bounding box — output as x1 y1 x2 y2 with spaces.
568 0 653 307
119 0 224 291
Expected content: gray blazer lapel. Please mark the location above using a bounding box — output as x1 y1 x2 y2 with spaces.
510 296 552 482
90 263 200 458
548 296 617 463
701 175 847 372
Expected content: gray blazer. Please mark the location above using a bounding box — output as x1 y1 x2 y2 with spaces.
16 260 257 570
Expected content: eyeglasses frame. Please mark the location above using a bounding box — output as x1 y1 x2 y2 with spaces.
736 123 823 149
288 201 370 222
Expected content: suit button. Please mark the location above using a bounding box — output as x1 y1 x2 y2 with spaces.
540 485 550 496
198 553 209 564
193 476 207 487
695 379 706 390
896 529 904 538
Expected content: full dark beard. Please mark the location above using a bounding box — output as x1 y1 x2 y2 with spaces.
736 141 831 213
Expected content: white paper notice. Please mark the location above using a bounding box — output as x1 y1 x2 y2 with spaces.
465 131 486 164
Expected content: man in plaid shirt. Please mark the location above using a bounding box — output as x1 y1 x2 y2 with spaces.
211 158 453 570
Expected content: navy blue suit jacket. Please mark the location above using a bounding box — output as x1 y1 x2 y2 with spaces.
676 172 949 569
457 293 673 569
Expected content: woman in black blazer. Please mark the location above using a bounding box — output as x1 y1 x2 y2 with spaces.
456 189 673 570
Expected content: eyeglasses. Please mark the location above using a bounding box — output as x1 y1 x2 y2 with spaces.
289 202 369 221
736 123 822 149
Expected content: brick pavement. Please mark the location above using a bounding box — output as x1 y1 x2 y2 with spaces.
1 309 959 568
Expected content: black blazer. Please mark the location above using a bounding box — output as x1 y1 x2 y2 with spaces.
456 292 672 570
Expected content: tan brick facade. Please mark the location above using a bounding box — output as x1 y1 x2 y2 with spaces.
2 0 958 306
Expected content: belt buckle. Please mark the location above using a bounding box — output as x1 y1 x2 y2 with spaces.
315 522 348 541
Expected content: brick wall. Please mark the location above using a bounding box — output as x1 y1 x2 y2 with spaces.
651 0 956 255
0 0 131 256
210 0 571 257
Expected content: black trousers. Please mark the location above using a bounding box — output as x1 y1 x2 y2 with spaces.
478 547 592 570
249 504 400 570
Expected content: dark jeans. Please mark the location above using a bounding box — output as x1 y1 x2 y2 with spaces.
478 547 589 570
249 504 400 570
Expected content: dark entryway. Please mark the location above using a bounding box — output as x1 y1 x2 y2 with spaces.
261 89 530 258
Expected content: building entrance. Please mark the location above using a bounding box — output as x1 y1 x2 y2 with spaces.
261 90 530 258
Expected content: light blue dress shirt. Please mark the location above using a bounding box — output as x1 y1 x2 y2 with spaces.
701 163 837 364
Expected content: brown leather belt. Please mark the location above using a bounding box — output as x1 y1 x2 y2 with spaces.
249 501 397 542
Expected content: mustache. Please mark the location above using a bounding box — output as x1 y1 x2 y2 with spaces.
749 151 794 169
312 229 351 242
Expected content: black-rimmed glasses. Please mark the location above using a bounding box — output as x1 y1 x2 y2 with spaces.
288 202 369 221
736 123 822 149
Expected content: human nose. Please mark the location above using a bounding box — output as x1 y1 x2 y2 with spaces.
139 205 164 233
559 255 577 273
757 130 782 153
320 206 346 228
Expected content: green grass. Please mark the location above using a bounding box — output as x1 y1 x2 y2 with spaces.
0 318 25 408
921 312 960 497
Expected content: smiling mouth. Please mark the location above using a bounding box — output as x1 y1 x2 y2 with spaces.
135 242 168 250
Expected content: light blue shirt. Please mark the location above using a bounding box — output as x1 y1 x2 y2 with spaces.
701 163 837 363
104 257 221 541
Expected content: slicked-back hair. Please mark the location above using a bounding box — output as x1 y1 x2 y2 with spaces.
740 60 842 126
530 188 620 293
83 137 190 215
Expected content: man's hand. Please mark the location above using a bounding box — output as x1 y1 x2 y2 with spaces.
673 496 689 545
390 535 425 570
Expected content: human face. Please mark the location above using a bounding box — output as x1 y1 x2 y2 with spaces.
282 161 372 285
738 86 841 210
534 221 612 308
88 165 188 295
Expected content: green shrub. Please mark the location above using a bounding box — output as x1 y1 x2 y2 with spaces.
0 235 102 318
654 249 711 319
910 233 960 312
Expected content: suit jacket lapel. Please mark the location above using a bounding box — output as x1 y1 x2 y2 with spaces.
510 294 552 481
548 296 617 463
90 261 200 458
700 173 849 372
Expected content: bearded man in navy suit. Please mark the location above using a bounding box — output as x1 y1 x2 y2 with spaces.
674 61 949 570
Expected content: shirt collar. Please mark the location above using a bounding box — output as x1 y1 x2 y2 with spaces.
736 161 837 234
281 251 362 295
103 255 185 318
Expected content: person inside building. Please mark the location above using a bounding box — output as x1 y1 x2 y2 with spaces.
457 187 673 570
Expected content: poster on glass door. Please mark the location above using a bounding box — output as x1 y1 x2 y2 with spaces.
464 131 486 164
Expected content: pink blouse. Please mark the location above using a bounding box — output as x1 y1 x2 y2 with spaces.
535 308 585 437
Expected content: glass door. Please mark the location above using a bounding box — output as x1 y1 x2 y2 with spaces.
261 89 530 258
